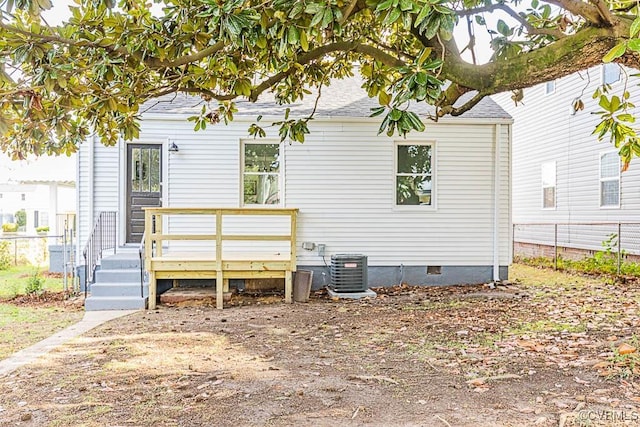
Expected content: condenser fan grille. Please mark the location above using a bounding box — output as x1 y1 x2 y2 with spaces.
329 254 368 292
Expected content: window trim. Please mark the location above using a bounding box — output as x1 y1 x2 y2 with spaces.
541 161 556 210
599 150 620 209
602 63 621 86
544 80 556 95
393 141 436 210
240 139 284 207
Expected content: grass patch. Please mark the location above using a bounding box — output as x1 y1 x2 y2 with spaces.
509 263 591 289
0 303 83 360
508 319 586 336
0 265 63 299
515 251 640 279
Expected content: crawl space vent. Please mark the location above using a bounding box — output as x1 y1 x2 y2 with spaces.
329 254 368 293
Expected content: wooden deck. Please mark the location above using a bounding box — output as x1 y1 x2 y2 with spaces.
143 208 298 309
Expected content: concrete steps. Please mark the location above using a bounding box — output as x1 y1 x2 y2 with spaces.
85 252 148 311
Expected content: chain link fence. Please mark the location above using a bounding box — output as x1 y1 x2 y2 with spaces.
513 222 640 273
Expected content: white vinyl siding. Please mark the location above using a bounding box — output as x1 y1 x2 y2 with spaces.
78 117 511 268
599 151 620 208
76 137 120 247
493 63 640 254
541 161 556 209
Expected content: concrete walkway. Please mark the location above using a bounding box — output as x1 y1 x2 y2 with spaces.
0 310 137 377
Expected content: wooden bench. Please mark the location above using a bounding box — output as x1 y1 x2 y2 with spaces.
143 208 298 309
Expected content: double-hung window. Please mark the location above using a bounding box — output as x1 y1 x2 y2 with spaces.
541 161 556 209
242 142 281 205
600 151 620 208
396 143 433 206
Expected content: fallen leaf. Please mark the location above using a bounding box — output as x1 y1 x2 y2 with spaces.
618 343 637 355
467 378 485 387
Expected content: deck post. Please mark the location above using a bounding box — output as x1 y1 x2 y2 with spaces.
144 209 156 309
216 209 224 309
285 270 292 304
148 271 156 309
287 210 297 304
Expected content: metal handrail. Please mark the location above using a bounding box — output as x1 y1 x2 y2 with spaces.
82 211 117 297
139 230 145 299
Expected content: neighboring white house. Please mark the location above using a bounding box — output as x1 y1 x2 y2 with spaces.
493 63 640 257
77 78 512 287
0 155 76 235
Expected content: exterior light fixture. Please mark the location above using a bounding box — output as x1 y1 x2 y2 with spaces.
168 142 179 152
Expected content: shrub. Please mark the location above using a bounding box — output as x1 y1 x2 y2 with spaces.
25 273 44 295
0 241 10 270
2 223 18 232
14 209 26 228
36 226 50 233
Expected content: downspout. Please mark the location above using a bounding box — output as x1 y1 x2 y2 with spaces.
493 124 502 282
88 134 95 243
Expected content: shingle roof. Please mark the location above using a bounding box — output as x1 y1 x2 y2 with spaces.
142 77 511 120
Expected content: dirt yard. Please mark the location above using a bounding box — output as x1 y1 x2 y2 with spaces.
0 264 639 426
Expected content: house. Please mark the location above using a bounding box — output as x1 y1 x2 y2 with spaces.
493 63 640 259
0 155 76 236
77 78 513 310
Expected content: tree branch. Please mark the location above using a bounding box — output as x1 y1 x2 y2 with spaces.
339 0 359 25
146 41 225 68
457 3 565 38
442 91 486 117
541 0 604 24
589 0 616 26
249 42 405 102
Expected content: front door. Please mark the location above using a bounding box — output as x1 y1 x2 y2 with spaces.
126 144 162 243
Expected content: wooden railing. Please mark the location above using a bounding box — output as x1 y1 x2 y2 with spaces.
143 207 298 309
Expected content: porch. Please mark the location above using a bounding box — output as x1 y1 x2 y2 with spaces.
143 207 298 309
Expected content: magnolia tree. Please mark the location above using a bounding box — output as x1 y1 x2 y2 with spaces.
1 0 640 166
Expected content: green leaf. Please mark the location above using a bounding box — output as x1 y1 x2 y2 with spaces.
383 7 402 25
370 106 386 117
415 4 431 26
617 113 635 123
416 48 432 66
375 0 395 12
603 43 626 63
627 38 640 53
389 108 402 121
321 7 334 28
497 19 510 37
300 30 309 51
631 17 640 38
378 90 391 106
599 95 611 111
